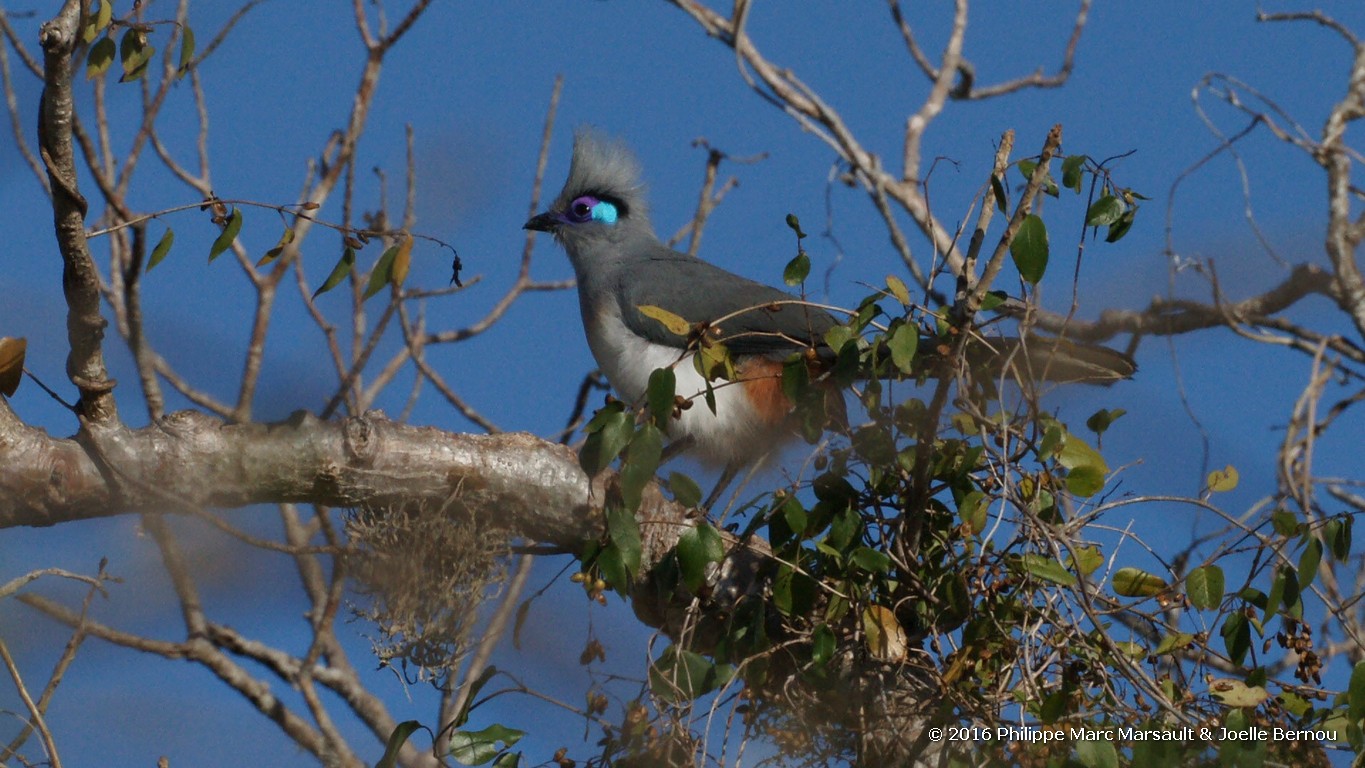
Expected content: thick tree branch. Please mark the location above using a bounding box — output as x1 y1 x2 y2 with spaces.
0 404 602 541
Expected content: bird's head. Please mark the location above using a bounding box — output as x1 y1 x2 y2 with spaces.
524 130 655 257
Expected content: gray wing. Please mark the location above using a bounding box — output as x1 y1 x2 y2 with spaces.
616 248 836 358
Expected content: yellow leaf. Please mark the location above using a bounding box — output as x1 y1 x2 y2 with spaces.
1208 678 1268 708
862 605 907 661
1112 567 1168 597
637 305 691 337
1207 464 1238 493
694 338 734 382
886 274 911 307
392 233 413 287
0 337 27 396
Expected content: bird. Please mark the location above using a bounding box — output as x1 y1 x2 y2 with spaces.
524 131 1135 486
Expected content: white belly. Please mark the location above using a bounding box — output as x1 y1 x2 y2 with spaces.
584 304 783 466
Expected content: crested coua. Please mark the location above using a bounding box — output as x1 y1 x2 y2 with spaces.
524 131 1136 475
524 132 834 469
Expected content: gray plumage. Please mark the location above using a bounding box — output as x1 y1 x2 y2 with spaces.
525 130 831 466
534 131 835 358
524 131 1135 466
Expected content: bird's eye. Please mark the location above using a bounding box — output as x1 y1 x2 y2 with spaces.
568 196 597 223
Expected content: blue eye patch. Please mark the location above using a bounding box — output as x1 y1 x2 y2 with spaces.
591 200 618 224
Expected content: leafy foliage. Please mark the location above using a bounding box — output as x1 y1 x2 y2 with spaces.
553 141 1363 768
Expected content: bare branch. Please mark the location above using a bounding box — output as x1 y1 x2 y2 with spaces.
38 0 118 423
964 0 1091 99
0 33 47 192
0 638 62 768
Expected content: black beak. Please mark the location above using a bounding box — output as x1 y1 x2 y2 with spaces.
523 212 559 233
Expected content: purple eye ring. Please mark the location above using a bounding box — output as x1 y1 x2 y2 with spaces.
568 195 599 223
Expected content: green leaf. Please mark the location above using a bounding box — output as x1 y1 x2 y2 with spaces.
82 1 112 44
452 666 498 727
1277 690 1311 718
1018 553 1077 587
1271 508 1300 537
784 213 806 239
1186 564 1225 610
1327 515 1353 561
118 29 154 82
825 506 860 551
1085 407 1126 435
649 647 730 703
1066 465 1106 497
578 403 632 476
1105 208 1137 243
1066 545 1104 576
1061 155 1086 194
778 495 807 542
86 36 116 79
1220 613 1251 666
990 173 1008 213
958 490 987 535
1348 661 1365 723
1038 691 1067 723
1085 195 1126 227
257 226 296 267
780 355 811 412
1112 567 1167 597
1075 738 1118 768
887 322 918 375
1038 425 1064 461
208 208 243 262
667 471 702 508
783 250 811 286
772 563 816 617
645 367 676 426
313 248 356 298
1265 567 1286 620
850 546 891 574
1009 214 1048 284
604 502 641 587
377 721 424 768
693 338 733 383
978 289 1008 311
1057 431 1108 475
619 424 663 511
823 323 855 356
676 521 724 593
178 25 196 74
1154 631 1195 656
449 724 524 766
364 244 401 299
811 624 835 666
1298 537 1322 588
1057 429 1109 495
595 541 629 594
147 228 175 271
1280 566 1301 619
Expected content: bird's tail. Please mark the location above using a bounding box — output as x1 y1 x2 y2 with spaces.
957 333 1136 386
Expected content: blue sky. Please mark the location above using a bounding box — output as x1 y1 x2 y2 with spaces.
2 1 1364 765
